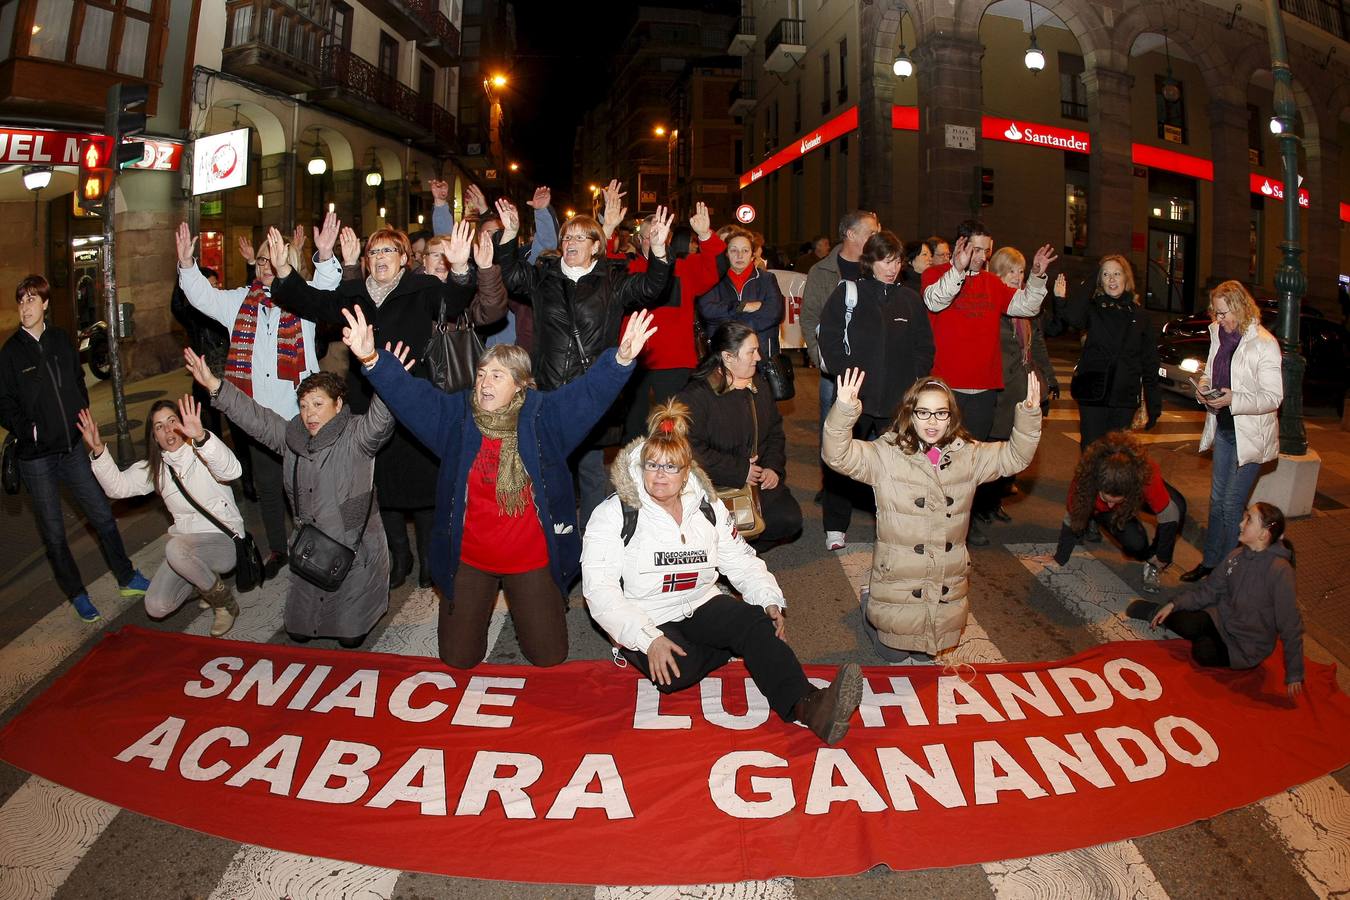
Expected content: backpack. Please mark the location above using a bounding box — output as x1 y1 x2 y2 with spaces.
619 497 717 546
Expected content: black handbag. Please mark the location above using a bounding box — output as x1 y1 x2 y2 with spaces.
759 352 795 401
166 462 264 593
2 433 19 495
422 297 483 394
287 455 374 592
1069 367 1111 403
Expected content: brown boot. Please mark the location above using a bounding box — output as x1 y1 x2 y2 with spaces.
201 579 239 637
792 662 863 744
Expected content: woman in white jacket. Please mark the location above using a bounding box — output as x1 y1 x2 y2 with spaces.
76 396 244 636
1181 281 1283 583
581 401 862 745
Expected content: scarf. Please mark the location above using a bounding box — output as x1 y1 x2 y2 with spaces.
366 270 404 307
225 281 306 398
470 390 531 517
1211 325 1243 390
728 266 755 293
561 259 597 282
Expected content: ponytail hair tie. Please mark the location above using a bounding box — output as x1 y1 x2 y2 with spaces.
659 419 675 434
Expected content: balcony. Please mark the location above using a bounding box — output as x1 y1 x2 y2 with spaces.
1279 0 1348 39
727 16 755 56
729 77 756 116
314 45 425 140
223 0 330 94
763 18 805 74
421 13 460 65
362 0 435 40
416 101 457 153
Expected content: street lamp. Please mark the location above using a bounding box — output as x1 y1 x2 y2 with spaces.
365 163 383 188
1023 1 1045 72
653 125 666 137
509 162 519 172
23 166 52 192
1269 116 1285 135
892 9 914 79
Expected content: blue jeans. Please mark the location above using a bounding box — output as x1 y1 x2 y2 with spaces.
817 373 836 434
1202 429 1263 567
19 450 135 599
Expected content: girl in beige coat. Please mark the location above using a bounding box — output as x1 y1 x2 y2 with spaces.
823 370 1041 658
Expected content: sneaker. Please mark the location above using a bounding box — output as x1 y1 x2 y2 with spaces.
119 570 150 598
71 592 101 622
825 531 847 551
1141 561 1161 593
1085 520 1103 543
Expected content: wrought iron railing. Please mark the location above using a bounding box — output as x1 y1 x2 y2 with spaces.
1279 0 1347 39
764 18 805 63
320 45 421 124
226 0 329 69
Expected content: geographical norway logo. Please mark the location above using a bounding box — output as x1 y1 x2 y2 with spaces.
983 116 1090 153
661 573 699 593
653 550 708 567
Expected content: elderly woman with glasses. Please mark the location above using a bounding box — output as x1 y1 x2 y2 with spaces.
267 222 508 590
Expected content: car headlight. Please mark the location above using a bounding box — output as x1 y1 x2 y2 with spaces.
1179 358 1202 373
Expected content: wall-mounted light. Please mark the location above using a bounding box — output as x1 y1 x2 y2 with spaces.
1160 29 1181 102
1024 2 1045 73
23 166 52 192
366 166 383 188
379 206 387 218
892 10 914 78
417 213 425 225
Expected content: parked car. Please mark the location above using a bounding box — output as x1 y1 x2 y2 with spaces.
1156 310 1348 412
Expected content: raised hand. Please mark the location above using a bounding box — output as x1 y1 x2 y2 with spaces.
183 347 222 394
496 198 520 242
465 183 488 215
1054 272 1068 299
835 367 865 406
445 220 474 274
601 180 627 235
1031 244 1058 277
1022 372 1042 411
689 201 712 240
236 234 255 265
75 408 104 456
951 236 973 273
383 341 417 372
527 186 552 210
340 305 377 361
265 227 292 279
616 308 658 365
338 227 362 268
292 224 308 257
429 178 450 206
175 394 205 442
646 206 674 255
313 210 340 261
175 223 198 268
473 227 496 269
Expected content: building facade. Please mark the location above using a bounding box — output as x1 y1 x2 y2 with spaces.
730 0 1350 313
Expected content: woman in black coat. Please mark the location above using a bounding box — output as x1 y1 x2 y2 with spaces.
676 322 802 552
267 222 506 588
1057 254 1160 451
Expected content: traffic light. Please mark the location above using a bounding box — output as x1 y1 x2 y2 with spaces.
980 167 995 207
107 82 149 168
77 139 112 213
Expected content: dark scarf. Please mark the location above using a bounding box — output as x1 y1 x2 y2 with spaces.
225 281 307 397
1211 325 1243 390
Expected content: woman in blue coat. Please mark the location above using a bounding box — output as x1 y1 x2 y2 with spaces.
698 228 785 361
345 305 657 668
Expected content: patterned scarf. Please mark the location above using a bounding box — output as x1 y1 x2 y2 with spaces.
470 389 531 517
225 281 306 397
366 270 404 307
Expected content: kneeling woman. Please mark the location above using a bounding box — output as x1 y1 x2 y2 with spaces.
186 349 399 647
582 402 862 745
351 305 658 668
1130 502 1303 697
824 371 1041 660
77 396 244 637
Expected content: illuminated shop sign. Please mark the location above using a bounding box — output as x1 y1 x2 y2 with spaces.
738 107 859 189
982 116 1090 153
1249 173 1309 208
1130 144 1214 181
0 128 99 165
891 106 919 131
1342 202 1350 223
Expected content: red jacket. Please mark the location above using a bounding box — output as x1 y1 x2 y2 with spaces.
921 263 1017 390
1067 458 1170 517
622 234 725 370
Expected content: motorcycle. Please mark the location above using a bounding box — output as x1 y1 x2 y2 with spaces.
78 321 112 380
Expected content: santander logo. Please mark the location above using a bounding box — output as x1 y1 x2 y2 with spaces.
799 133 823 154
1004 122 1023 141
749 167 764 183
1261 180 1276 197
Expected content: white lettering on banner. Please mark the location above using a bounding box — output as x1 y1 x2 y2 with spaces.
985 672 1064 720
296 740 382 804
709 751 794 818
455 752 544 818
114 715 185 770
367 748 447 816
226 661 307 706
388 672 457 723
224 734 303 794
545 754 634 820
633 680 693 730
1154 716 1220 767
973 740 1050 805
799 133 823 154
859 676 929 727
875 746 968 810
804 749 888 815
749 167 764 183
185 657 245 698
451 676 525 728
701 678 771 730
1096 726 1168 782
286 664 334 710
179 726 249 782
0 129 93 164
1103 659 1163 701
937 677 1006 724
1025 733 1116 795
1049 667 1114 714
310 670 381 718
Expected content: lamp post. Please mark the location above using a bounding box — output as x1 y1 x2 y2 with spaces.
1263 0 1307 456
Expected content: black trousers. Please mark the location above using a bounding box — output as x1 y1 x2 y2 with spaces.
751 483 803 550
245 437 288 556
620 595 813 722
957 391 1002 517
1078 404 1137 453
1096 482 1187 566
382 507 435 569
1162 608 1231 668
822 412 885 533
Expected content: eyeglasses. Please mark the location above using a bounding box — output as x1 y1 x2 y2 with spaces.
1211 307 1232 319
561 235 593 244
913 408 952 421
367 246 399 257
255 256 271 265
642 460 684 475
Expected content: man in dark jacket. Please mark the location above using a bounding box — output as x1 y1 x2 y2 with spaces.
0 275 147 621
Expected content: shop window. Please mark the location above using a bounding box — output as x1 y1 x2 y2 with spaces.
21 0 161 78
837 37 847 104
1247 103 1264 167
1155 75 1186 144
820 51 830 114
1059 53 1087 120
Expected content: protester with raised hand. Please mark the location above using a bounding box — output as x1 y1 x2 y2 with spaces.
697 225 785 372
599 179 627 242
496 198 674 531
824 369 1041 661
176 216 343 579
184 339 408 647
350 303 657 667
77 396 245 636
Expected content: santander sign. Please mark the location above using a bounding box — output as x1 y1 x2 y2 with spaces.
984 116 1090 153
739 106 860 189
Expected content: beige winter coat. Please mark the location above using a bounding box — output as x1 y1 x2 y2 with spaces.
822 398 1041 654
1198 321 1282 467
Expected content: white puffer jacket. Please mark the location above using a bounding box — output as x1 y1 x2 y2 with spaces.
581 439 785 654
1199 321 1282 466
90 432 244 537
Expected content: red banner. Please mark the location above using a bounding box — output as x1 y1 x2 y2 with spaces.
739 107 859 189
2 627 1348 884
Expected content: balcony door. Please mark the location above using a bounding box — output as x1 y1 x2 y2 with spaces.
378 32 398 81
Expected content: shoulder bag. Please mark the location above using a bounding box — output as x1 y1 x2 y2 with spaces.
758 352 795 402
166 461 264 593
715 391 766 539
288 454 375 592
422 296 483 394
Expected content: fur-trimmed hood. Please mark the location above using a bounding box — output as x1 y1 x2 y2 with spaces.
610 436 718 510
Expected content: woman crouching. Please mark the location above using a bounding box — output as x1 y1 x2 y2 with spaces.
582 402 862 744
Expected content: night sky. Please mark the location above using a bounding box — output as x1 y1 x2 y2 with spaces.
509 0 738 202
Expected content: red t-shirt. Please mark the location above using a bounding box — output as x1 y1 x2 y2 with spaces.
459 438 549 574
1066 458 1170 517
921 263 1017 390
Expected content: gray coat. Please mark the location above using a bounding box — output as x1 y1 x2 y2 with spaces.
214 380 394 639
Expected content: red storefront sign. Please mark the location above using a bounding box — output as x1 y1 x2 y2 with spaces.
891 105 920 132
125 137 184 172
982 116 1090 153
1249 173 1309 208
1341 202 1350 224
0 128 101 165
1130 144 1214 181
739 106 859 189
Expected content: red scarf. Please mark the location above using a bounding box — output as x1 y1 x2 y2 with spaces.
225 281 307 397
